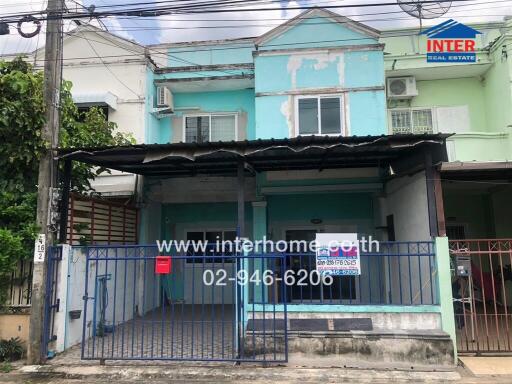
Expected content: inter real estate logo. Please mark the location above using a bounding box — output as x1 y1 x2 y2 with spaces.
420 19 482 63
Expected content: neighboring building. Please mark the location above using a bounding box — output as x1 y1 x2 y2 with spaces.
8 25 152 197
383 18 512 354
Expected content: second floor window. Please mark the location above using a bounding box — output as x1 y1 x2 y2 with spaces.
185 114 237 143
389 108 434 134
296 96 343 136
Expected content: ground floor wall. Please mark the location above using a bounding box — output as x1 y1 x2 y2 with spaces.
443 183 512 239
0 312 30 343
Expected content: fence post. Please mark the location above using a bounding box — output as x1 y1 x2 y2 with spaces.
435 236 457 361
53 244 71 353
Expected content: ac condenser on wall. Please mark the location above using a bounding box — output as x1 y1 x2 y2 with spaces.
156 86 174 110
386 77 418 99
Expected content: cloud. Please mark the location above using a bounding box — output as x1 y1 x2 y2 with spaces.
0 0 140 55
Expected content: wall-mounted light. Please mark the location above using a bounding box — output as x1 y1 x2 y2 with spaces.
311 218 323 225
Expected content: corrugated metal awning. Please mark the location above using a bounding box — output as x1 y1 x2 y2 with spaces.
57 134 450 177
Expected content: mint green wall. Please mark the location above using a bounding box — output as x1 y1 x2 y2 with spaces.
167 43 254 66
410 78 487 132
154 89 255 143
267 193 375 236
483 47 512 133
258 16 377 50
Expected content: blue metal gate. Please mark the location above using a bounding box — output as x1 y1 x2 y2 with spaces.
81 246 288 363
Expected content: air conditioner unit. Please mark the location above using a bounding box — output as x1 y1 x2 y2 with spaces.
156 86 174 110
387 77 418 99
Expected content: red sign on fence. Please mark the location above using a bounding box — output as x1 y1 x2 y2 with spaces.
155 256 172 274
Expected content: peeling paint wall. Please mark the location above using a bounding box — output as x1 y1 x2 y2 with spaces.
255 48 386 139
253 16 386 139
147 89 255 144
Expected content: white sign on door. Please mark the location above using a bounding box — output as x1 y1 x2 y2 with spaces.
315 233 361 276
33 234 46 263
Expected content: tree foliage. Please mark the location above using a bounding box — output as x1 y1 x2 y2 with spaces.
0 57 133 305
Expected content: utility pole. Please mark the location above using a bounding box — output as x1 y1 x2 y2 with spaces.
27 0 64 364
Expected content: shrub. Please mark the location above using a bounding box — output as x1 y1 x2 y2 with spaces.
0 337 24 361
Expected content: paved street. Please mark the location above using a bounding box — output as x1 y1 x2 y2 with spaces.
1 363 512 384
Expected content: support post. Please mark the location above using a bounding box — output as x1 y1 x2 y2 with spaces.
435 236 457 362
59 159 72 243
252 201 267 302
237 159 245 238
424 151 439 237
28 0 64 364
433 168 446 237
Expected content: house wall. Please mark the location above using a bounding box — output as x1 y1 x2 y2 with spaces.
33 28 149 195
146 87 255 144
444 189 494 238
491 186 512 237
0 313 30 344
382 21 512 164
54 246 159 352
384 171 431 242
254 47 386 139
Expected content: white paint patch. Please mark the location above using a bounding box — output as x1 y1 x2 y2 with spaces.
280 97 294 136
337 52 345 87
287 51 345 89
344 93 350 136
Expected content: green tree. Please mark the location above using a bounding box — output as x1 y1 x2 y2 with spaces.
0 57 133 305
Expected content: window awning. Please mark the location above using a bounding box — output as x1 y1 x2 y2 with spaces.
57 134 450 178
72 91 118 110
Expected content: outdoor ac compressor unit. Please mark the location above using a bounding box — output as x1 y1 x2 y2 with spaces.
386 77 418 99
156 86 174 110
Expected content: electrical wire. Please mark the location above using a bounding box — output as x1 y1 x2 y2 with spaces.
0 0 489 22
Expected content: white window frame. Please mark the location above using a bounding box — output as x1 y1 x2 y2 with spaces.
182 113 238 143
387 107 437 135
294 95 345 137
184 228 238 264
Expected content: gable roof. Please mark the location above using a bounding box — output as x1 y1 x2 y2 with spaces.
255 8 380 46
420 19 482 39
32 23 145 58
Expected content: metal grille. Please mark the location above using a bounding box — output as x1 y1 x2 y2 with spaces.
390 110 412 134
81 246 287 363
390 109 434 134
211 115 236 141
450 239 512 353
412 109 434 134
6 260 33 307
269 241 437 305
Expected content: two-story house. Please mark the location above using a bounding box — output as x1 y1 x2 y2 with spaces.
53 9 456 367
383 18 512 354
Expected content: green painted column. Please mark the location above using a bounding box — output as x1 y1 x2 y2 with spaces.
435 236 457 360
252 201 267 302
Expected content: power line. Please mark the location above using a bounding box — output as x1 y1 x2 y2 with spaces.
0 0 485 22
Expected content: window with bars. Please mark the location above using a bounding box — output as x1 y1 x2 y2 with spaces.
389 108 434 134
184 114 237 143
296 96 343 136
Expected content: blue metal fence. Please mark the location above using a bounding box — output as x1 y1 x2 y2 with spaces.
252 241 438 306
81 246 288 362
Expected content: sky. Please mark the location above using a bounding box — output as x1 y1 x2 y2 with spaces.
0 0 510 55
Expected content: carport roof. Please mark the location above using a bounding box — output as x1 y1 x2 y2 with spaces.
57 134 450 177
